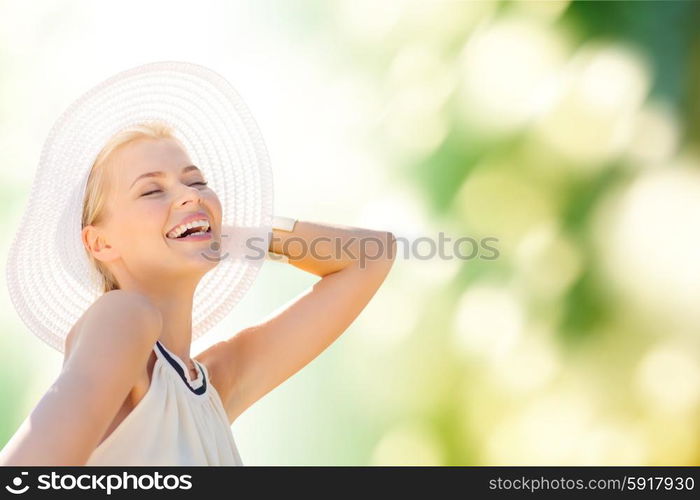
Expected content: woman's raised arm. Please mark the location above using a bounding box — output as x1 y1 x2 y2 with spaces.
208 220 396 423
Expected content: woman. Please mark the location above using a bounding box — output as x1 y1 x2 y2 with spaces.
0 62 395 465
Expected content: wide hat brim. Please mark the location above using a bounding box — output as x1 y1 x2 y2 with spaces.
5 60 274 353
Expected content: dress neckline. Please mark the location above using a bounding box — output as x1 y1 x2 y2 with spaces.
154 341 207 396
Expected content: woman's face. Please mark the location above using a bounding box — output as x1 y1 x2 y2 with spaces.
88 137 224 287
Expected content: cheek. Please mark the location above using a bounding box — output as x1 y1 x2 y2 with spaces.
115 206 169 242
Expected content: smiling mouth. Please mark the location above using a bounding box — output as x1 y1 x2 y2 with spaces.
167 227 213 241
166 220 212 240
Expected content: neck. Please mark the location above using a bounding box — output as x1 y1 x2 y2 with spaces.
116 273 199 368
151 290 195 364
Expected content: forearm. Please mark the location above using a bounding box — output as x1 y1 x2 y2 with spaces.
268 220 395 277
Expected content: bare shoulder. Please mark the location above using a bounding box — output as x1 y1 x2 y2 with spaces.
89 290 162 329
65 290 162 363
61 289 163 434
0 291 164 465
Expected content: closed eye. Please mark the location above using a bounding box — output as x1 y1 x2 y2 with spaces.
141 181 208 197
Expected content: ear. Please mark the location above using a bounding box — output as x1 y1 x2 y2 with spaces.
82 225 120 263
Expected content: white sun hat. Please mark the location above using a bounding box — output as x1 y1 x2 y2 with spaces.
5 60 274 353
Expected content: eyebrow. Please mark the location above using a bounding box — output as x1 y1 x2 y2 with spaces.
130 165 202 190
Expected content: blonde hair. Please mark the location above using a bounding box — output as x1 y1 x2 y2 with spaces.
81 121 179 293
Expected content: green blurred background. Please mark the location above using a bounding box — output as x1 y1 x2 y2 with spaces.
1 0 699 465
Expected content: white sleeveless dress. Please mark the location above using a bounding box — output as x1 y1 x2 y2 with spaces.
85 340 244 465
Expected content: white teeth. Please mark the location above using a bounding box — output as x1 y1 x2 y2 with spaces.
167 219 210 239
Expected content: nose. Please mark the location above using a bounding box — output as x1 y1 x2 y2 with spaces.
176 183 202 207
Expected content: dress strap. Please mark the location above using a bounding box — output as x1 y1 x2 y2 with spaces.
154 341 208 396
